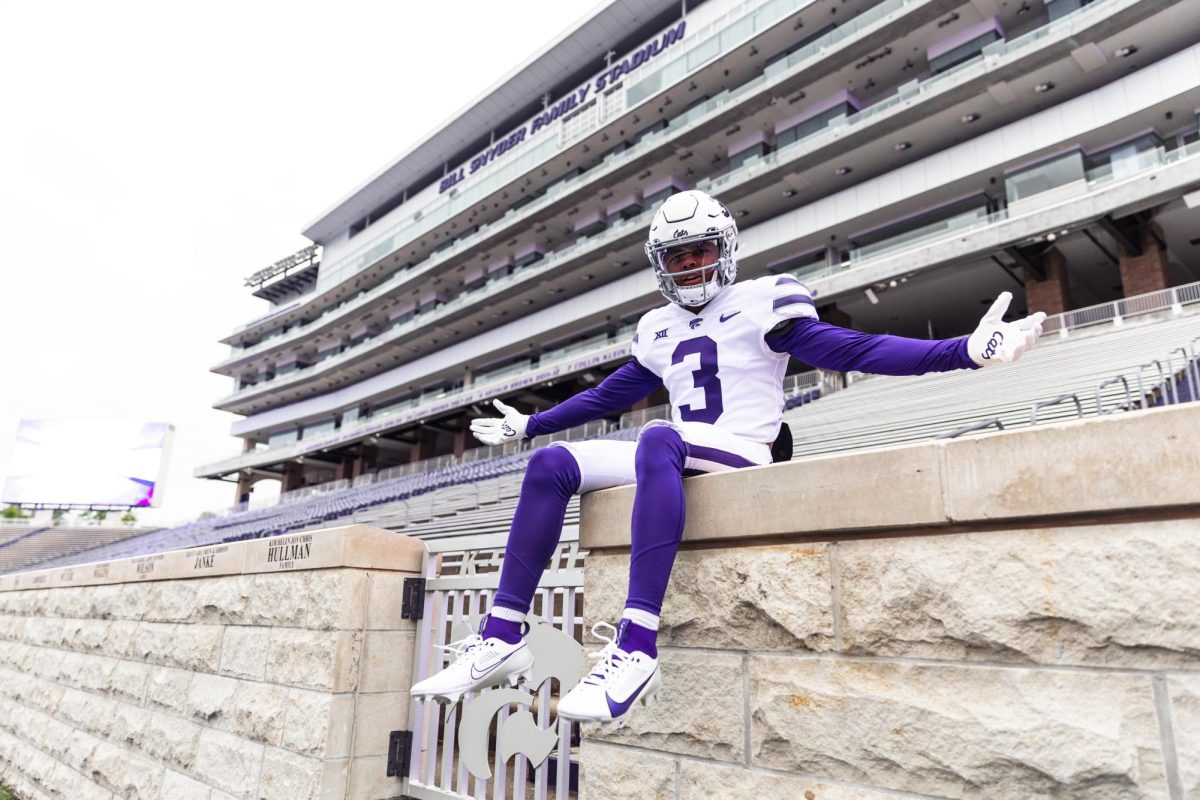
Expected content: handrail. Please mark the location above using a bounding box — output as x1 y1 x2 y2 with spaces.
1136 360 1166 409
1095 376 1132 416
1030 393 1082 425
1165 347 1193 406
935 418 1004 439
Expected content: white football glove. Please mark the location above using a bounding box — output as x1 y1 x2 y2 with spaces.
469 399 530 445
966 291 1047 367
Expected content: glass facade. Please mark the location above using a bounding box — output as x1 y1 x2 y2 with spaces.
1004 150 1086 202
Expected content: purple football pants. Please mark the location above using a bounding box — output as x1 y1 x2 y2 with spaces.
492 425 688 617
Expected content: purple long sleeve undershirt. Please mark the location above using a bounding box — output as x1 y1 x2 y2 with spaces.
525 358 662 437
766 317 979 375
526 320 975 437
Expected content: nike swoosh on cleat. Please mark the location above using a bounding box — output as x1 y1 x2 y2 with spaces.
469 645 524 680
719 311 741 322
605 671 656 719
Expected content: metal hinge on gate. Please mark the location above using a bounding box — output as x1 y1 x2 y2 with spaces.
387 730 412 777
401 577 425 621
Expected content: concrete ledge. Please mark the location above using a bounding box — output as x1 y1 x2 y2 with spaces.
0 524 425 592
580 404 1200 549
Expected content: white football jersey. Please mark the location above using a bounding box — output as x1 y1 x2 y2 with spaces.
631 275 818 444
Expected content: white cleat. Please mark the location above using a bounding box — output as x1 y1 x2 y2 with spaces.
557 621 661 727
410 618 533 707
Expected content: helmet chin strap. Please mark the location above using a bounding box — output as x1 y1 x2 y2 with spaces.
674 275 723 307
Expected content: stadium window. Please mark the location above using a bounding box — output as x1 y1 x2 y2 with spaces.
366 190 406 225
776 102 856 149
1004 151 1085 203
763 24 836 70
1084 132 1164 181
767 248 831 279
511 193 537 211
1046 0 1096 21
927 20 1004 75
634 119 668 143
303 418 337 439
849 194 992 258
727 137 769 172
268 428 299 448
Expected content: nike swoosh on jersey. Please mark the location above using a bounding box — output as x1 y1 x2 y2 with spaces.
719 311 741 322
605 669 657 718
469 646 522 680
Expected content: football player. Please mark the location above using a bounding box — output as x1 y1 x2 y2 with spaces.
409 190 1046 725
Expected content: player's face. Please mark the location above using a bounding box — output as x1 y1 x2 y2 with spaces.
662 240 720 286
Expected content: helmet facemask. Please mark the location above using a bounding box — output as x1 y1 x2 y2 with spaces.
646 227 738 307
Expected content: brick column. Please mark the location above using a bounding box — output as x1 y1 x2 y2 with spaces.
281 462 304 493
235 474 254 505
335 456 356 482
1118 223 1170 297
817 304 852 328
352 444 377 476
1025 247 1072 315
410 430 438 463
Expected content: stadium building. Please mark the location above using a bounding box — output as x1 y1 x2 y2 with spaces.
197 0 1200 502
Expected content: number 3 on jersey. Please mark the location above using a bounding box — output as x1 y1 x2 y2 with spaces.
672 336 723 423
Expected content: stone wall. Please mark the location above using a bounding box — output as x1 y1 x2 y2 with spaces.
0 525 424 800
578 404 1200 800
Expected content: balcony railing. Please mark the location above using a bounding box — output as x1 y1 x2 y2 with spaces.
788 140 1200 285
1044 281 1200 336
198 335 642 478
702 0 1133 196
227 0 931 348
626 0 820 105
219 211 655 405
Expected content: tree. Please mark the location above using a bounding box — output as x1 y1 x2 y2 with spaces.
51 509 65 526
94 510 108 525
120 511 137 527
2 505 30 520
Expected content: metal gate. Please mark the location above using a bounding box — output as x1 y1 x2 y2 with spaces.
404 527 588 799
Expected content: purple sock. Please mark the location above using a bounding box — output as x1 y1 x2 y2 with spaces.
481 614 524 645
493 446 581 615
624 425 688 618
616 618 658 659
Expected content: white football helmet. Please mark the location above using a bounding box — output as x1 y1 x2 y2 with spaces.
644 189 738 307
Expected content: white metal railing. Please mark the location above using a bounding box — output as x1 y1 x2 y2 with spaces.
219 210 652 403
702 0 1132 198
1043 281 1200 335
227 0 930 351
793 139 1200 284
626 0 819 105
241 0 1117 360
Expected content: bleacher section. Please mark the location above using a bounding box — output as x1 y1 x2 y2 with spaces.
0 527 156 574
10 307 1200 575
782 310 1200 458
21 454 535 573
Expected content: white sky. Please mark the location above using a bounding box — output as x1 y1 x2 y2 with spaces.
0 0 599 527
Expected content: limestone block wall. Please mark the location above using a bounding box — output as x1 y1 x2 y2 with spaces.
578 404 1200 800
0 525 424 800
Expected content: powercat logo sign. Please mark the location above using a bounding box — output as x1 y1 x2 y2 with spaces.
454 616 584 779
438 19 687 195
